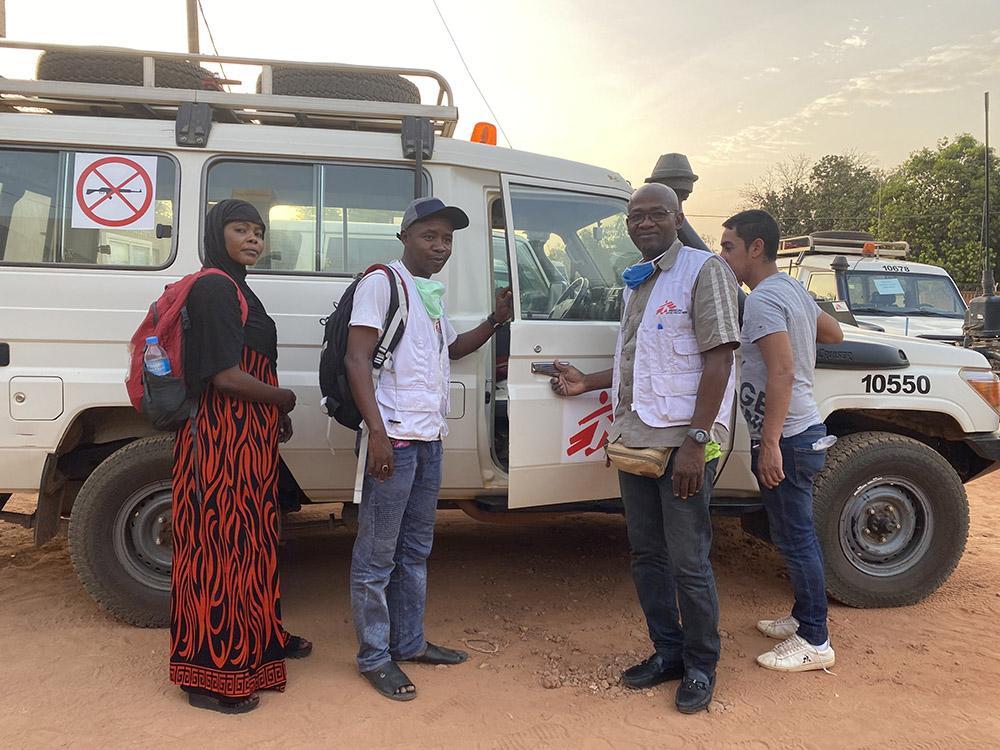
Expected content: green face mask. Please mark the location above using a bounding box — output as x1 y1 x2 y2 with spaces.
412 276 445 320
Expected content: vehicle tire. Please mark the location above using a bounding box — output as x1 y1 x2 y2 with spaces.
37 51 219 90
259 65 421 104
813 431 969 608
68 435 174 627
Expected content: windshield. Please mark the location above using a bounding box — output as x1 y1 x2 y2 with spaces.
845 271 966 318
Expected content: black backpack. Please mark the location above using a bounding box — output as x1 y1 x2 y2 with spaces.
319 264 409 430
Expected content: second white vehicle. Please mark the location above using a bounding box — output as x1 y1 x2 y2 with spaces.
779 231 968 340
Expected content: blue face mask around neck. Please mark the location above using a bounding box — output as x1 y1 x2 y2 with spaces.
621 259 657 289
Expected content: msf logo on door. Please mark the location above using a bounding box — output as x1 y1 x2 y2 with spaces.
563 390 615 462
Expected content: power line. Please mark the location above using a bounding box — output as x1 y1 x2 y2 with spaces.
430 0 513 148
686 210 1000 221
197 0 231 92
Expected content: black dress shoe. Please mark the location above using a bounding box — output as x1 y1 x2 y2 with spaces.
621 653 685 689
675 672 715 714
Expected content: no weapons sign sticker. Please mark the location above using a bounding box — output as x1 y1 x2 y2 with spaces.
72 153 158 230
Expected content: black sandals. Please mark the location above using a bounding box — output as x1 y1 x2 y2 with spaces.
362 662 417 701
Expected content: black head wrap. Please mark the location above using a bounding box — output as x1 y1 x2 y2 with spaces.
203 199 267 282
183 200 278 391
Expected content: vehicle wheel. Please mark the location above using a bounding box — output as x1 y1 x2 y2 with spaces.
68 435 174 627
813 431 969 607
259 65 421 104
37 51 220 90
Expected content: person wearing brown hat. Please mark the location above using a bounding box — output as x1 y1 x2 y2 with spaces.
645 153 699 206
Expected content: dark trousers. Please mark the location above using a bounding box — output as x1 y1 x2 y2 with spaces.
619 456 720 678
751 424 829 646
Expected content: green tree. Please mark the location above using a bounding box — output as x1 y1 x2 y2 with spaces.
877 134 999 287
741 153 881 236
740 154 815 235
808 153 882 233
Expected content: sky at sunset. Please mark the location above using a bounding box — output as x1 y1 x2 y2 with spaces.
2 0 997 237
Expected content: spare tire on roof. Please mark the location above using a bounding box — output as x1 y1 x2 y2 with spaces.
258 65 421 104
37 51 221 90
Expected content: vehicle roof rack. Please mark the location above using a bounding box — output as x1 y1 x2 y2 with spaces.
778 231 909 260
0 40 458 137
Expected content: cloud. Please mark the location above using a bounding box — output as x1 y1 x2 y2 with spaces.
825 26 871 51
701 30 1000 166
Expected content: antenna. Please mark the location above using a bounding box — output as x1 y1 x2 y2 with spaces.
984 91 993 296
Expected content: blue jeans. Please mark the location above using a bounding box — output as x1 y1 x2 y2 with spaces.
751 424 829 646
350 440 442 672
619 456 720 679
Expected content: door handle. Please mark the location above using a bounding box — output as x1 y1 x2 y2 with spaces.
531 361 569 377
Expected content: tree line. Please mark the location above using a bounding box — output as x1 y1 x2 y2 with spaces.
741 134 999 288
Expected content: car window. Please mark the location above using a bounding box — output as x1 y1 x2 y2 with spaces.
806 272 837 301
846 271 965 317
506 186 628 321
0 148 176 268
206 160 423 275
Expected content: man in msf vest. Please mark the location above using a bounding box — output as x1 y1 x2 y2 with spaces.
719 210 844 672
551 183 740 714
346 197 512 701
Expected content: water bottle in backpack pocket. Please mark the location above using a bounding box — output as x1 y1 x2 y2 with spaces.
143 336 172 376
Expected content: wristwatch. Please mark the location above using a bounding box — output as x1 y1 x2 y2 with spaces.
686 428 710 445
487 312 507 329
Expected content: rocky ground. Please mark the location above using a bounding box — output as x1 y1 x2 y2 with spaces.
2 476 999 749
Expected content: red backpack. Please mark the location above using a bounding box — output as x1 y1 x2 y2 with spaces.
126 268 248 430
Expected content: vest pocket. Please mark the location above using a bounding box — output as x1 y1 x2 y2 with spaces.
376 386 440 413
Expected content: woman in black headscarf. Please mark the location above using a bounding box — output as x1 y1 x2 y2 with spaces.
169 199 311 714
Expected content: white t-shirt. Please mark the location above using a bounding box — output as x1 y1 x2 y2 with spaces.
349 263 458 441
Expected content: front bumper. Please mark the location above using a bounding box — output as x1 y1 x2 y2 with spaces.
963 431 1000 479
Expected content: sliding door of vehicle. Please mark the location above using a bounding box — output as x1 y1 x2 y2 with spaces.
500 175 635 508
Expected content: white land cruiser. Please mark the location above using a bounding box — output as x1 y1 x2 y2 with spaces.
780 231 968 340
2 42 999 627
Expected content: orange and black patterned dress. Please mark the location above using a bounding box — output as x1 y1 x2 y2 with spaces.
169 345 288 697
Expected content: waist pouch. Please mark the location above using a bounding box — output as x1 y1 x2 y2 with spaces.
605 439 672 478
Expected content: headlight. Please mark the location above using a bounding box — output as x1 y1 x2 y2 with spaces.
961 368 1000 413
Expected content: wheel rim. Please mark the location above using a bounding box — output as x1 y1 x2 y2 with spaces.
113 481 172 591
838 475 933 577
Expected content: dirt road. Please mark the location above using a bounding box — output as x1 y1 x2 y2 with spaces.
3 478 999 749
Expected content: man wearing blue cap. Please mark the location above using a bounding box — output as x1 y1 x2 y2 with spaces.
346 196 513 701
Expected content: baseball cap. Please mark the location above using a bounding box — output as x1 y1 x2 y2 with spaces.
400 196 470 232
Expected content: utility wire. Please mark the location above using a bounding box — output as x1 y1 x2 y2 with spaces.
430 0 513 148
686 210 1000 221
197 0 231 92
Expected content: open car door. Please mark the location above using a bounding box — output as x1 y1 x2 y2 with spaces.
500 175 635 508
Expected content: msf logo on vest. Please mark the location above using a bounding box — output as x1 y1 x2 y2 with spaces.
655 299 685 315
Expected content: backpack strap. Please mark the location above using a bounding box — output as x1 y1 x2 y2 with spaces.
352 264 410 505
362 264 409 371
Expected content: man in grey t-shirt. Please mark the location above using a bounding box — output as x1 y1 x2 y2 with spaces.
720 210 844 674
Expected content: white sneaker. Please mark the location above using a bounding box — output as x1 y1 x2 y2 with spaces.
756 615 799 640
756 634 835 672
